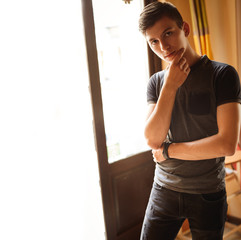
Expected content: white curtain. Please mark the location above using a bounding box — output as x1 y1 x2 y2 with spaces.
0 1 105 239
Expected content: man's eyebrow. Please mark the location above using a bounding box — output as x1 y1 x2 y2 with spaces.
162 27 173 36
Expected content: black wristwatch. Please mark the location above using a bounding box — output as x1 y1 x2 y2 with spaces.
162 142 172 160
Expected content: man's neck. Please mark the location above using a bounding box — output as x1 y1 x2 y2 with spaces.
185 47 201 67
186 49 201 67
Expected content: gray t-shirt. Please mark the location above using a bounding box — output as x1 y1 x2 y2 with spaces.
147 55 241 194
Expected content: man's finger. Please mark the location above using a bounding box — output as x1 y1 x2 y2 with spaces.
172 48 185 64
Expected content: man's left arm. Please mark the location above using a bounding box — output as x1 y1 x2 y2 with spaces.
153 102 240 162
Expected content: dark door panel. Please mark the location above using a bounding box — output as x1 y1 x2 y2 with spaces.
112 159 154 236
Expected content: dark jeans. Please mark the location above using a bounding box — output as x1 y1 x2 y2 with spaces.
140 182 227 240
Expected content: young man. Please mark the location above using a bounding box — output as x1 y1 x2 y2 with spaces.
139 2 241 240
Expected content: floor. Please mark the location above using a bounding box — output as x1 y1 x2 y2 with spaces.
176 223 241 240
223 223 241 240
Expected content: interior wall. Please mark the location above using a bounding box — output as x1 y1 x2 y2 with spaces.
236 0 241 75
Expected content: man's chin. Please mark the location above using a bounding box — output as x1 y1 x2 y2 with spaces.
160 57 172 64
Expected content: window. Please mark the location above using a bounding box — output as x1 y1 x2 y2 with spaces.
92 0 150 163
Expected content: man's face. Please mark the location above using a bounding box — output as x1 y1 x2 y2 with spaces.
145 16 188 63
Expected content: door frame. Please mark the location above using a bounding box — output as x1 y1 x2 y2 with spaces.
81 0 160 239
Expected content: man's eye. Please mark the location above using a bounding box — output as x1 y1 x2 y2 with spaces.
165 31 172 37
151 40 158 45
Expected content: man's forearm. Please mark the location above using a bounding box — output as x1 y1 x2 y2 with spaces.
168 133 238 160
144 86 177 149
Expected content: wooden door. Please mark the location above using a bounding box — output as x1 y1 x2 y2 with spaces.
81 0 161 239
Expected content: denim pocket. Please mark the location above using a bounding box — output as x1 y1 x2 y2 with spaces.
201 189 226 202
193 189 228 230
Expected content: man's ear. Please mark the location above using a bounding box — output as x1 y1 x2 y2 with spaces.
183 22 190 37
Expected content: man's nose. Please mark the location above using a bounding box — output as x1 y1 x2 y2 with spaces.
160 40 169 51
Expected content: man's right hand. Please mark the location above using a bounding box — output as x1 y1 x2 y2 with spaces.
164 48 190 91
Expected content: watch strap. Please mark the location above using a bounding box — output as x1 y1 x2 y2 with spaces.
162 142 172 160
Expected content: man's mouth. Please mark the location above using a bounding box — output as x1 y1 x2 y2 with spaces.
164 51 176 59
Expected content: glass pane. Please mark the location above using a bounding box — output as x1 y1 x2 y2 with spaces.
92 0 150 163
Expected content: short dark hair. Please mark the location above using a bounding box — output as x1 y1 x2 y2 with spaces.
139 1 184 34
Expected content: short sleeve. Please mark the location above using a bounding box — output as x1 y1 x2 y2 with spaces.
147 74 158 104
215 65 241 106
147 71 165 104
